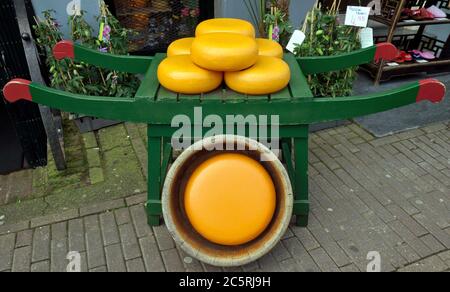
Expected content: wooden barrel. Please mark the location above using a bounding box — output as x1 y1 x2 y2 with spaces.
162 135 293 267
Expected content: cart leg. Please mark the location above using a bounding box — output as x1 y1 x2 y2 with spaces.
294 136 309 227
147 126 162 226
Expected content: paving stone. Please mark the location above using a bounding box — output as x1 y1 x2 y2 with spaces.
339 264 360 272
30 209 78 228
50 239 68 272
31 260 50 272
119 223 141 260
161 248 184 272
420 234 446 254
413 214 450 249
99 212 120 246
202 263 222 272
11 246 31 272
177 247 204 272
51 222 67 241
125 193 147 206
241 261 260 272
398 255 448 272
139 235 165 272
68 219 85 252
258 252 281 272
153 225 175 251
270 241 292 262
114 208 131 226
388 220 432 258
386 205 428 237
89 266 107 272
0 221 29 236
394 243 421 264
31 226 50 263
130 205 152 238
89 167 104 185
309 247 340 272
86 148 101 168
105 243 126 272
126 258 146 272
79 199 125 217
438 251 450 262
279 258 302 272
15 229 32 248
282 237 320 272
290 226 320 251
82 132 98 149
84 215 106 269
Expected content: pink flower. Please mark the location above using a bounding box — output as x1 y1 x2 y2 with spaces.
272 25 280 42
181 7 190 17
103 25 111 41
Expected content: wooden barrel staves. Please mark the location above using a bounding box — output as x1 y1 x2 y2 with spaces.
162 135 293 267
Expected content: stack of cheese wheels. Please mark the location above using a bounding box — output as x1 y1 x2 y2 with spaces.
158 18 290 95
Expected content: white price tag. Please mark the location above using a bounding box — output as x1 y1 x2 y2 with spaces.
359 27 374 48
286 30 306 54
345 6 371 27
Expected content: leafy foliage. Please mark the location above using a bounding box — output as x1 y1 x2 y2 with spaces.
33 3 140 101
294 5 361 98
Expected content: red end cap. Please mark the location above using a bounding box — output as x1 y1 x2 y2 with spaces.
53 40 75 60
417 79 446 104
2 79 32 103
374 43 398 62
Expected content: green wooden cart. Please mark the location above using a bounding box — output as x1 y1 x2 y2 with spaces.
3 41 446 230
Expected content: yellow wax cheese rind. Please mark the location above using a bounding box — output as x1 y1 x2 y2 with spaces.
157 55 223 94
225 56 291 95
167 37 195 57
257 38 284 58
191 33 258 72
195 18 256 37
184 153 276 246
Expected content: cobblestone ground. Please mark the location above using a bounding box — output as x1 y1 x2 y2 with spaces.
0 122 449 272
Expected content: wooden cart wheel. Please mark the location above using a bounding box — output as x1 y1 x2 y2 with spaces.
162 135 293 267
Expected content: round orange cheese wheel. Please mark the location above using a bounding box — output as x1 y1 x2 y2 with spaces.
167 37 194 57
184 153 276 246
191 33 258 72
195 18 256 37
157 55 223 94
225 56 291 95
257 38 284 58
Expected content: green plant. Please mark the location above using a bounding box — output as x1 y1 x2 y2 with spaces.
294 2 361 98
33 2 139 101
244 0 293 45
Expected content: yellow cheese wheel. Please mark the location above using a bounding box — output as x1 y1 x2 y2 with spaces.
167 37 194 57
157 55 223 94
257 38 284 58
184 153 276 246
191 33 258 72
195 18 256 37
225 56 291 95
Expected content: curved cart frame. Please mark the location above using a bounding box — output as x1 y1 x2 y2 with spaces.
3 41 446 227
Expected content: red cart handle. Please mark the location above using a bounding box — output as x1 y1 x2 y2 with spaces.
374 43 398 63
417 79 447 104
53 40 75 60
2 79 32 102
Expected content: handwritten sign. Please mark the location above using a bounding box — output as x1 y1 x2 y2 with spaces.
345 6 371 28
286 30 306 54
359 27 374 48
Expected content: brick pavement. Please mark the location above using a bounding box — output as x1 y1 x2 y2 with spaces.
0 122 449 272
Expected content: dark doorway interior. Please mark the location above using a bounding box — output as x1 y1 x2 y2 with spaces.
0 0 47 174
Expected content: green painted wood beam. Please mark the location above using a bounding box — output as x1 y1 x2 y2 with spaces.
20 80 441 126
297 43 397 75
53 41 153 74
